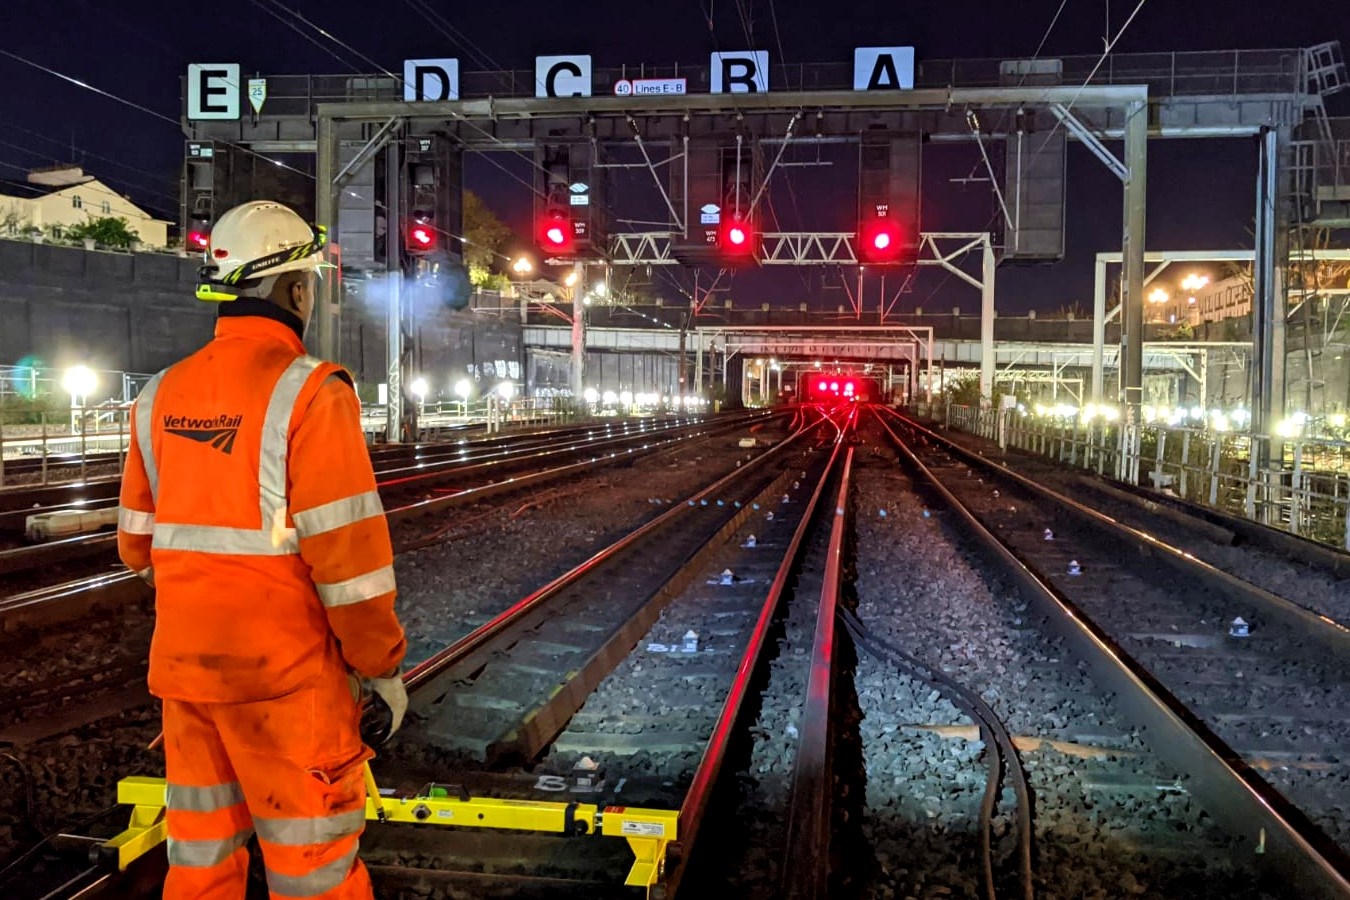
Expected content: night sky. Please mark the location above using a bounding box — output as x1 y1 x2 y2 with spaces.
3 0 1348 313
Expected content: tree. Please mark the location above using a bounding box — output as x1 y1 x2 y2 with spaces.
462 190 513 283
66 216 140 248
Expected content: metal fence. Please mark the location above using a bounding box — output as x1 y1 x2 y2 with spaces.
922 403 1350 552
0 406 134 486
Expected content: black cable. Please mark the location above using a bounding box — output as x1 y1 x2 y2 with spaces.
0 801 121 887
840 606 1035 900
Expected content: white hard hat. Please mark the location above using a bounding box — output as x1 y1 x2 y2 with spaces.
197 201 327 302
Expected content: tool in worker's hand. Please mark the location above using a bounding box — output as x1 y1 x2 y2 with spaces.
361 762 387 823
356 668 408 747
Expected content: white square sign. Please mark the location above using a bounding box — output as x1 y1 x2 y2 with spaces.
711 51 769 93
187 64 240 120
536 55 592 98
853 47 916 90
403 59 460 101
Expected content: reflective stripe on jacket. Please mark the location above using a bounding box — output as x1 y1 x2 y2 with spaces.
118 315 406 702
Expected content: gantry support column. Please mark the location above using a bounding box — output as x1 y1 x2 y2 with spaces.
570 262 586 403
1092 256 1107 406
1253 126 1288 442
384 143 404 443
980 237 996 403
314 115 339 363
1120 99 1149 418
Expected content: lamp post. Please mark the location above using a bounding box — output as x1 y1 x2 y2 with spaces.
454 378 472 418
410 376 428 418
511 257 534 323
62 365 98 434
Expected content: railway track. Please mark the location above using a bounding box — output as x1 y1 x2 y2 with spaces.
0 417 696 534
876 407 1350 897
0 414 749 615
17 406 846 898
19 404 1350 899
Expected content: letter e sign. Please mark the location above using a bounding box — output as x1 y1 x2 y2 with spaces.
188 64 241 120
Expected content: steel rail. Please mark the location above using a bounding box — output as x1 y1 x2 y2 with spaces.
887 409 1350 658
664 412 851 898
875 409 1350 900
403 410 826 696
781 434 855 900
0 415 768 632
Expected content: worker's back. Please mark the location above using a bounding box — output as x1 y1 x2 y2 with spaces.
127 315 377 703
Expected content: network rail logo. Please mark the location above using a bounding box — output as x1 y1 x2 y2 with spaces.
163 414 244 455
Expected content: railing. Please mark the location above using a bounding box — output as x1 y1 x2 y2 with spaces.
187 48 1319 120
0 407 133 486
360 397 575 440
923 402 1350 552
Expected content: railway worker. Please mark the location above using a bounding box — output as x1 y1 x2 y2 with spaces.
117 200 408 899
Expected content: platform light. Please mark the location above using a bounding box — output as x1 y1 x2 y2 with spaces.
511 257 534 276
619 390 633 406
1180 273 1210 293
454 379 472 400
564 271 579 287
62 365 98 399
602 390 617 404
583 387 599 404
497 381 515 401
410 377 428 400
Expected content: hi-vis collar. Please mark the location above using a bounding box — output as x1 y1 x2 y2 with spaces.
196 225 329 303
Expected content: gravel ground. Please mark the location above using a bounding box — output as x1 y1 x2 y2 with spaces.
849 432 1284 900
0 421 789 872
932 426 1350 626
915 420 1350 858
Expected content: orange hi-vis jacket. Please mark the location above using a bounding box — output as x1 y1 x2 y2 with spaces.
118 315 406 703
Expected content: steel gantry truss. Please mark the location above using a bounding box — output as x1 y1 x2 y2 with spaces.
313 84 1150 418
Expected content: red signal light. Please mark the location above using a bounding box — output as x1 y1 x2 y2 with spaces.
410 225 434 248
719 218 755 257
538 210 573 253
859 218 902 264
188 230 209 250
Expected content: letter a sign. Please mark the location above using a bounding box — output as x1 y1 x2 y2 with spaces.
853 47 916 91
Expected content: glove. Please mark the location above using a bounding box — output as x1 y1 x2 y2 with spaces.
366 672 408 738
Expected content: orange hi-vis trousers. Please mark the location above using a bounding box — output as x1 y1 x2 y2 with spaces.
160 668 375 899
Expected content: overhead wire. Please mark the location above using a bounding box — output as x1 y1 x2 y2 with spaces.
244 5 543 262
0 49 315 181
919 0 1147 314
3 123 180 193
0 160 178 222
0 138 180 212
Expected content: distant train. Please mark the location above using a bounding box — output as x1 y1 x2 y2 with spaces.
798 373 880 403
